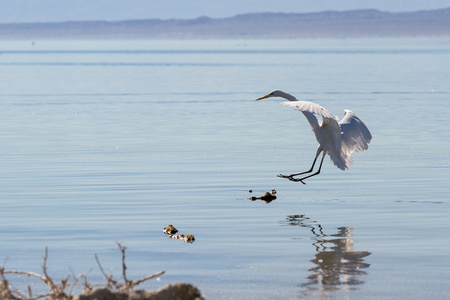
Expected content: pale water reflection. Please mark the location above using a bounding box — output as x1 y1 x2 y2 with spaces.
282 215 371 294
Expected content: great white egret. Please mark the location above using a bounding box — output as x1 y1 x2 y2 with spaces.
256 90 372 184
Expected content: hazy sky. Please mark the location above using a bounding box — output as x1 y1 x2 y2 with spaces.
1 0 450 23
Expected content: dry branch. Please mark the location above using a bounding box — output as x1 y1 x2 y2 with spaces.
1 244 165 300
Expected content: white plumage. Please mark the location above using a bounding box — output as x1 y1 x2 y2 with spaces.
256 90 372 183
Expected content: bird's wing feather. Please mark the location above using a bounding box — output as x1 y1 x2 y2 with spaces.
327 117 347 170
339 110 372 154
281 101 337 123
282 100 347 169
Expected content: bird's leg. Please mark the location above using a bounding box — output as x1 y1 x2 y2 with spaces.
277 157 316 179
278 148 321 180
288 152 326 184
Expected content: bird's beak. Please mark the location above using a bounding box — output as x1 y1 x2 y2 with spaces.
256 93 270 101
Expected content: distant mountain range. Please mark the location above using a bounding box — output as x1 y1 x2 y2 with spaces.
1 7 449 39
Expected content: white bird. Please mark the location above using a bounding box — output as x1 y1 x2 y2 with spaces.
256 90 372 184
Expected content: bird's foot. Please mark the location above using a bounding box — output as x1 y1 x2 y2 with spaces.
288 177 306 184
277 174 291 179
277 174 306 184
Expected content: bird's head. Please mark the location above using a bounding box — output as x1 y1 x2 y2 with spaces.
256 90 283 101
256 90 297 101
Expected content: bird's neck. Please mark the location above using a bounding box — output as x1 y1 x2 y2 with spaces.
277 91 298 102
277 91 320 130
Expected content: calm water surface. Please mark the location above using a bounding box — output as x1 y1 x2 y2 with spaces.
0 39 449 299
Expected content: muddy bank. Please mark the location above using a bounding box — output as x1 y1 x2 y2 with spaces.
76 283 204 300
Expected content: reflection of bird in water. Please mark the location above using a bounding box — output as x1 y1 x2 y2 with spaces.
282 215 371 293
257 90 372 183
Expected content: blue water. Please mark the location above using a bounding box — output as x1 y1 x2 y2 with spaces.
0 39 449 299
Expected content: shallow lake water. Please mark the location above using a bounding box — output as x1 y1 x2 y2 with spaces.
0 39 449 299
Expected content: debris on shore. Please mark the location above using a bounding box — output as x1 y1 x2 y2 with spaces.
1 243 205 300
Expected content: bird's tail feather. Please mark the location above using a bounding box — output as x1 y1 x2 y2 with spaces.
329 152 353 171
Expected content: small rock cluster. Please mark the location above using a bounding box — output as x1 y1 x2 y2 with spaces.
163 225 195 243
249 189 277 203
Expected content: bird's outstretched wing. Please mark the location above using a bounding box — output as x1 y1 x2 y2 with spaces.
281 101 337 122
282 100 345 169
339 110 372 154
